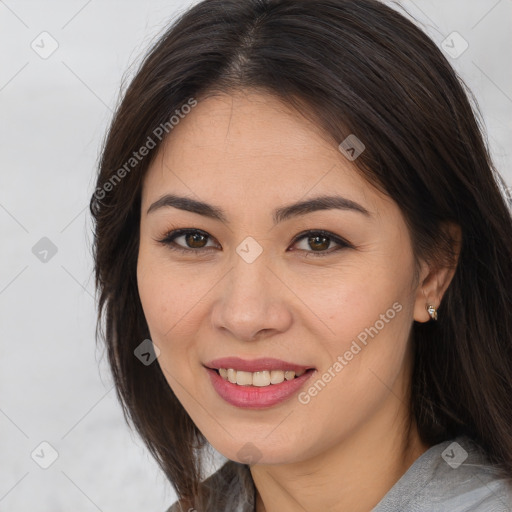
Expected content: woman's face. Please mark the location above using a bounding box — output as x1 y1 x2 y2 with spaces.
137 90 425 465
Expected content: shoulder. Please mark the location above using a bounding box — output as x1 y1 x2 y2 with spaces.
165 460 255 512
373 435 512 512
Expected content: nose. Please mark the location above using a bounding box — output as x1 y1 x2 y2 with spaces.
210 255 293 342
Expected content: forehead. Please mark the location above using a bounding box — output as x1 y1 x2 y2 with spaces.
141 90 382 215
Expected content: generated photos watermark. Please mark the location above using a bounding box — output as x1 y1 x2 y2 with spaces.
338 134 366 161
298 301 403 404
441 441 469 469
93 97 198 201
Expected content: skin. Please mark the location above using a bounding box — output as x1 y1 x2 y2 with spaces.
136 89 459 512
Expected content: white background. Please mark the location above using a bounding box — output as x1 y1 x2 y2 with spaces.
1 1 511 510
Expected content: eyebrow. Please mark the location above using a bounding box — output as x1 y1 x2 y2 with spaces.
146 193 370 224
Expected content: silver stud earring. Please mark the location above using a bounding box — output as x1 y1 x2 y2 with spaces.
426 303 438 321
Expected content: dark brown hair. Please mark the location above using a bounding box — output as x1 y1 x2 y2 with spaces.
89 0 512 507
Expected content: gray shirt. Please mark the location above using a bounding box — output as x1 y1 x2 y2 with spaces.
166 435 512 511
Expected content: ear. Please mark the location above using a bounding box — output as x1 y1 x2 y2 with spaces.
413 222 462 323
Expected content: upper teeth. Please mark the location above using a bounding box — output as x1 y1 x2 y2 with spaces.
218 368 306 386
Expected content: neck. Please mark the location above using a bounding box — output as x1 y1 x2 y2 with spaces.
250 402 429 512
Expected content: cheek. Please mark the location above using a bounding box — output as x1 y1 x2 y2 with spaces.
137 255 207 406
136 250 220 381
295 261 415 423
296 256 413 348
138 246 198 327
137 252 186 346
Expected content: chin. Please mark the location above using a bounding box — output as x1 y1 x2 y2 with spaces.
211 437 308 467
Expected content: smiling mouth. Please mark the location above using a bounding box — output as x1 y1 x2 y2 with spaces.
211 367 315 387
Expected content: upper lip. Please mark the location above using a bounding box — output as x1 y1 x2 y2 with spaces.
204 357 314 373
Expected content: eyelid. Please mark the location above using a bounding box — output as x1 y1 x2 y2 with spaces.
290 229 354 251
156 228 219 252
156 228 353 256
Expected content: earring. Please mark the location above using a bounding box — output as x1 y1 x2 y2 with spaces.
426 303 438 321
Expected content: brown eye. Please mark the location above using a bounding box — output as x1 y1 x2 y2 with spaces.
307 234 331 251
157 228 218 253
290 230 352 257
185 232 208 248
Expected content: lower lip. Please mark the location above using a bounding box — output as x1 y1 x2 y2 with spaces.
205 367 316 409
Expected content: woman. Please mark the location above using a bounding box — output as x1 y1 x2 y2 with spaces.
89 0 512 510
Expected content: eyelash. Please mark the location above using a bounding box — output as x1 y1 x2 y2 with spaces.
155 228 353 258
